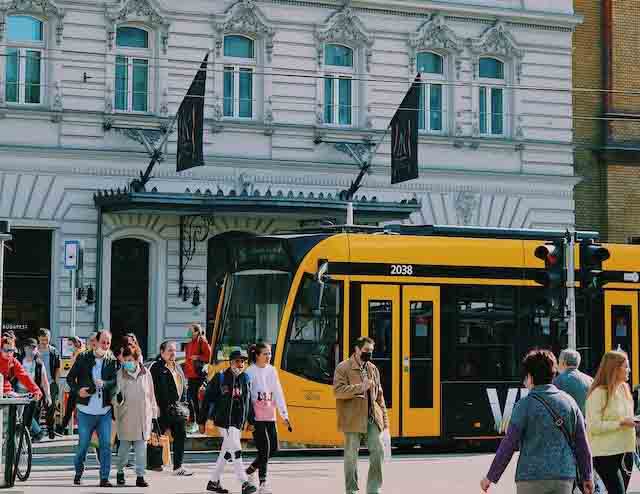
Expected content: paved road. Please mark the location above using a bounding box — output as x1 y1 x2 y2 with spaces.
8 451 640 493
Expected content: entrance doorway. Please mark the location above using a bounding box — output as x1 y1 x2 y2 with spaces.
110 238 149 357
2 229 52 342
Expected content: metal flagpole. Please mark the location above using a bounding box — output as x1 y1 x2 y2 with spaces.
131 114 178 192
566 231 577 349
344 124 392 226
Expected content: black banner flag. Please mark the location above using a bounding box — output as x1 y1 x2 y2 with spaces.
390 74 421 184
176 53 209 172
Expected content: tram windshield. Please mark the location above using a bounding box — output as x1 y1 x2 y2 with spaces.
215 269 292 360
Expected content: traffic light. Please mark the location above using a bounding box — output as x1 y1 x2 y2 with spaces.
534 241 566 318
580 241 610 294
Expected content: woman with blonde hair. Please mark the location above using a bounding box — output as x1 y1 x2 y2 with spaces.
586 350 636 494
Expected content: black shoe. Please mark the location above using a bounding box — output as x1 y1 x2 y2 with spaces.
99 480 113 488
206 481 229 493
55 424 65 435
117 472 125 486
242 482 257 494
73 473 82 486
48 429 55 440
136 477 149 488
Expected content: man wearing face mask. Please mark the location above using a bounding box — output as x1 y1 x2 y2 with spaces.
334 337 389 494
67 330 118 487
198 349 256 494
17 339 52 441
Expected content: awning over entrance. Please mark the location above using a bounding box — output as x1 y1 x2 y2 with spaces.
93 188 420 223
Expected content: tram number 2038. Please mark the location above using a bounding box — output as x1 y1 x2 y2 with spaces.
390 264 414 276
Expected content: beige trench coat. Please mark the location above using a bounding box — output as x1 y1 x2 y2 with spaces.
333 354 389 434
115 366 158 441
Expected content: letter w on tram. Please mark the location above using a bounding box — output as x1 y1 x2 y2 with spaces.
206 225 640 447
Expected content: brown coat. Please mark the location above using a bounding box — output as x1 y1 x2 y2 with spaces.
115 366 158 441
333 354 389 434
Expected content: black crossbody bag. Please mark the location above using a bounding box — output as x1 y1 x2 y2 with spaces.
529 393 584 493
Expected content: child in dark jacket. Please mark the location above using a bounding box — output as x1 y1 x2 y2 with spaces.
199 350 256 494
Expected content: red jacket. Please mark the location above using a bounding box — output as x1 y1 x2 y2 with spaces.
0 353 41 397
184 336 212 379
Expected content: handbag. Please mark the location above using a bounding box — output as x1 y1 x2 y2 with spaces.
147 420 171 468
167 402 190 421
529 394 584 493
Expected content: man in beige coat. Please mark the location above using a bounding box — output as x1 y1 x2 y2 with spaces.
334 336 389 494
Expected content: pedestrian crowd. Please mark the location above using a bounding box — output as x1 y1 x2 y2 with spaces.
1 323 638 494
481 347 639 494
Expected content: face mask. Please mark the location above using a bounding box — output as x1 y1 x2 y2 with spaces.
123 361 136 373
94 347 106 358
187 329 193 338
230 367 242 376
360 352 372 363
24 348 34 358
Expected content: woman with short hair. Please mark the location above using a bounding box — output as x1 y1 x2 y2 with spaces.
481 349 593 494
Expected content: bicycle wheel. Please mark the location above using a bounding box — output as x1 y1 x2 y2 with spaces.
14 427 32 482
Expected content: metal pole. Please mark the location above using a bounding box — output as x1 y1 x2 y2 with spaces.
70 268 76 337
346 202 354 226
566 232 577 350
0 230 6 486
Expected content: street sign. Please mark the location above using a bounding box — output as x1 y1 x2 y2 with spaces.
624 272 640 283
64 240 80 270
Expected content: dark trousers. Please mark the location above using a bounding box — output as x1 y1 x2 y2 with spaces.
187 378 204 423
45 383 59 433
594 453 633 494
161 417 186 470
62 392 77 429
248 421 278 482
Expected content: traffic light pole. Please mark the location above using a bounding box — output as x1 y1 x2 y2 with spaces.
566 232 577 350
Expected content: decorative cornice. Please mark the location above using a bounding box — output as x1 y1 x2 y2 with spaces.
0 0 64 44
213 0 275 63
469 21 523 82
407 14 463 73
315 2 374 72
105 0 170 53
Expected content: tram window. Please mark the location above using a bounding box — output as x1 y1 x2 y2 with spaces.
282 277 343 384
454 286 517 380
369 300 393 408
409 301 433 408
216 270 292 359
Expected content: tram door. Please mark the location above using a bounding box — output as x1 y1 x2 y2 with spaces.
361 285 441 438
605 291 639 387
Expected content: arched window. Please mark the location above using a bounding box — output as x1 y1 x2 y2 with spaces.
478 57 505 136
5 15 44 105
324 44 353 126
223 35 255 118
417 52 444 133
115 26 151 112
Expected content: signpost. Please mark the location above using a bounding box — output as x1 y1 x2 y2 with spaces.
64 240 81 337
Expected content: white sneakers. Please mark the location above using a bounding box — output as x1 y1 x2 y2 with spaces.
173 467 193 477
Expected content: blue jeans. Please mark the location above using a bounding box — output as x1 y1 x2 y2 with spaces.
74 410 112 481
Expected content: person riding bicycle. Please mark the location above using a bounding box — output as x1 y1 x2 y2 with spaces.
0 336 42 401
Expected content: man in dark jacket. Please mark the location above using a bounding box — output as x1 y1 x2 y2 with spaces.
37 328 61 439
199 349 256 494
66 330 118 487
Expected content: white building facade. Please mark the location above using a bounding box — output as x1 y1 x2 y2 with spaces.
0 0 580 353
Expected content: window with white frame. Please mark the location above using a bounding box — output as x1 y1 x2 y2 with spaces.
115 26 151 112
5 15 44 105
417 52 444 133
323 44 353 126
478 57 505 136
223 35 255 119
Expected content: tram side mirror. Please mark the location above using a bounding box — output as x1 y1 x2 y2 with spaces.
314 261 331 317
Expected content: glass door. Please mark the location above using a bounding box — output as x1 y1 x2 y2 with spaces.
605 291 639 387
361 285 400 436
402 286 441 437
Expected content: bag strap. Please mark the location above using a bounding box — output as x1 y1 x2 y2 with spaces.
529 393 576 450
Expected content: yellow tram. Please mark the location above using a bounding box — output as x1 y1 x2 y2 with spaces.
205 226 640 446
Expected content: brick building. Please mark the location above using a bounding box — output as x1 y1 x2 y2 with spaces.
574 0 640 243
